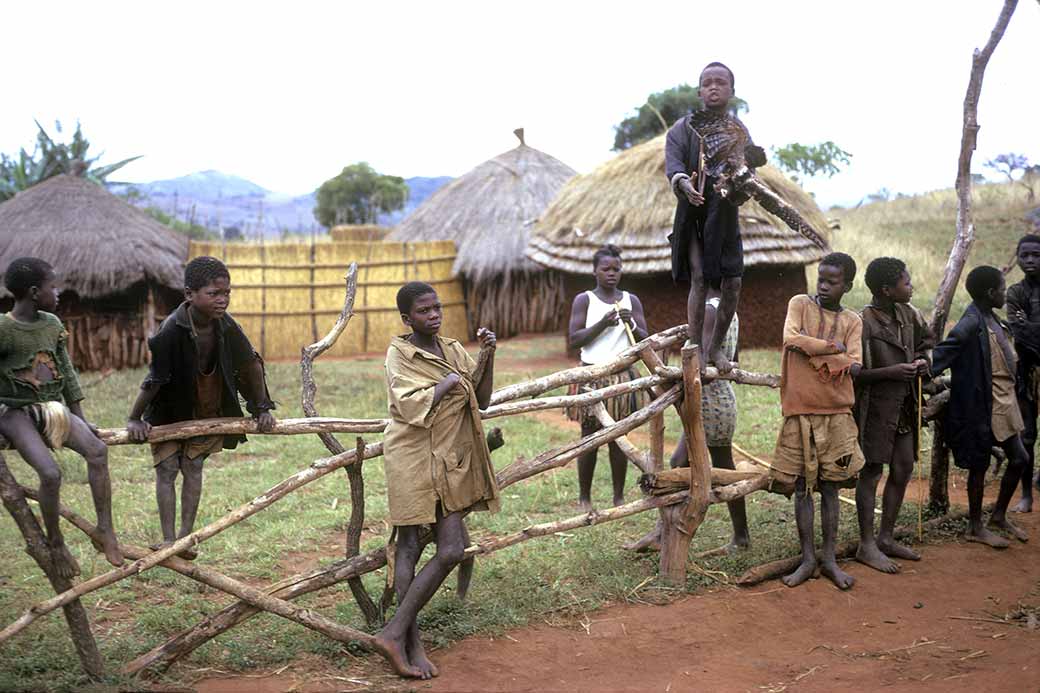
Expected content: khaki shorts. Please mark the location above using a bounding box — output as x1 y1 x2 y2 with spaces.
772 413 865 490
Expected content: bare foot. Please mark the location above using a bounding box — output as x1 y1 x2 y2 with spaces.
876 538 921 562
612 496 625 508
729 535 750 551
1011 496 1033 513
965 527 1010 549
622 528 661 553
50 542 80 579
820 560 856 590
407 630 438 680
989 516 1029 542
374 634 421 678
456 556 474 600
578 500 594 513
708 347 734 375
92 530 125 568
856 542 900 574
782 557 817 587
150 541 198 561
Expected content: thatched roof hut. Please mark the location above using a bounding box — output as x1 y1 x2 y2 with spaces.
388 130 576 337
526 133 830 347
0 174 189 369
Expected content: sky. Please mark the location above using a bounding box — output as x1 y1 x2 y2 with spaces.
3 0 1038 208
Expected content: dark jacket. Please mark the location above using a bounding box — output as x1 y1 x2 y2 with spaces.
142 302 274 449
1005 277 1040 399
931 303 1005 467
855 303 934 465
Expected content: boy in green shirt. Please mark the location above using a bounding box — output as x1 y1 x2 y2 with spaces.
0 258 123 577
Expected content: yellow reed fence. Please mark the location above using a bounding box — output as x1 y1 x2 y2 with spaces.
329 224 391 242
188 238 468 358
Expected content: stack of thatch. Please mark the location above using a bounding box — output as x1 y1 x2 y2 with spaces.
389 130 576 338
525 133 830 347
0 174 188 369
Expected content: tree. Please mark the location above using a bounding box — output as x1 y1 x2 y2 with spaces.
313 162 408 228
0 120 140 201
771 141 851 183
612 84 748 151
985 152 1034 199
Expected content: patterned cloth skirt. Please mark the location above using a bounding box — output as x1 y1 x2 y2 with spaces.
701 379 737 447
566 366 649 425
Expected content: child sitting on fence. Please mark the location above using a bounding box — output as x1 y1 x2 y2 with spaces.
853 257 933 573
771 252 864 590
567 244 649 511
0 257 123 577
376 280 499 680
1004 234 1040 513
126 256 276 559
930 265 1030 547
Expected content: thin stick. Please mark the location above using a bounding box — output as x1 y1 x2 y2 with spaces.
917 375 924 541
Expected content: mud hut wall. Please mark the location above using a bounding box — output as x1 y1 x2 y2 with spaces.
560 264 807 351
190 239 467 358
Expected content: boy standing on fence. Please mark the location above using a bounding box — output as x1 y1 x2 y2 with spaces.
376 281 499 680
771 252 864 590
853 257 933 574
0 257 123 577
1005 234 1040 513
127 256 276 559
931 266 1029 547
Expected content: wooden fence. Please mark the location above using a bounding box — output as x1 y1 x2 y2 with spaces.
189 238 468 357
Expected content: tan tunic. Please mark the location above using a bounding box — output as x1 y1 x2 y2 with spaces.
989 327 1024 443
384 335 500 526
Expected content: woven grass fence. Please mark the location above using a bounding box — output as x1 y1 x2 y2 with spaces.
189 238 468 358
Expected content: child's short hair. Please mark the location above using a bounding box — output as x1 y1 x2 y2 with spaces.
592 244 622 269
864 257 907 296
965 265 1003 301
4 257 54 300
820 252 857 284
1017 233 1040 250
701 61 735 88
396 281 436 314
185 256 231 291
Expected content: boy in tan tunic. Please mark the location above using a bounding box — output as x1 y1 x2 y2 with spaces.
376 281 499 680
772 253 865 590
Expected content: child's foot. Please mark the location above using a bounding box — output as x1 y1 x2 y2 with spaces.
91 530 125 568
49 542 81 579
820 560 856 590
150 541 198 561
876 537 921 562
988 516 1029 542
856 542 900 574
622 528 661 552
374 633 421 678
1011 496 1033 513
578 499 594 513
612 496 625 508
708 347 734 375
965 527 1010 549
781 557 817 587
407 630 438 680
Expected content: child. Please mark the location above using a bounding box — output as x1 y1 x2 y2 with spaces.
665 61 766 374
854 258 933 573
771 253 864 590
931 266 1029 547
1005 234 1040 512
567 244 649 511
127 256 275 558
0 258 123 577
376 281 500 679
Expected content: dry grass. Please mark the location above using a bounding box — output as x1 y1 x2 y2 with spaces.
527 132 829 274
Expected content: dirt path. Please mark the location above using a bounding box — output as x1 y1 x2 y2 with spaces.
194 507 1038 693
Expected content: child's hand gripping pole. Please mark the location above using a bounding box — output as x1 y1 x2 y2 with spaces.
614 302 637 346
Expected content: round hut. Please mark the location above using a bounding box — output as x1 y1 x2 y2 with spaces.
525 133 830 348
0 174 189 370
388 129 576 338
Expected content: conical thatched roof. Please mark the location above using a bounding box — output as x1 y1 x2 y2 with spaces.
526 133 829 274
0 174 188 299
389 131 576 282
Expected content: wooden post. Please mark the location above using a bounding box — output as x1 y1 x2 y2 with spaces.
309 229 318 344
0 455 104 679
259 234 267 356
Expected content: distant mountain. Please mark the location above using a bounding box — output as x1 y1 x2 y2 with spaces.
113 171 452 237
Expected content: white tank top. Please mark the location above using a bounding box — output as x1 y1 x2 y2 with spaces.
581 291 633 365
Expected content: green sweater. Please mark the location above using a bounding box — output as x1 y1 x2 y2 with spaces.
0 312 83 407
